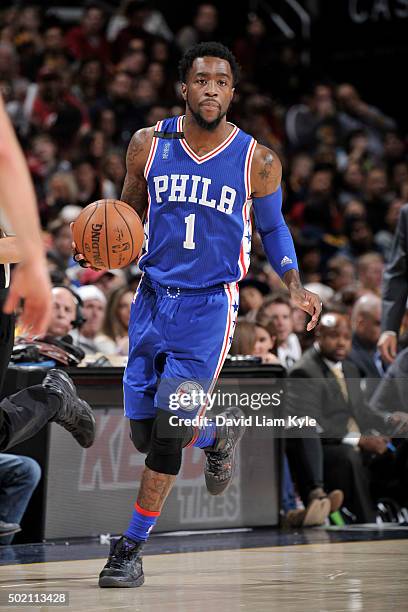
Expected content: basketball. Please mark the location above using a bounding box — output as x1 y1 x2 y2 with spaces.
72 199 144 270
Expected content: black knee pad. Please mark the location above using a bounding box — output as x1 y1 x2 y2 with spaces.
145 409 193 475
130 418 155 454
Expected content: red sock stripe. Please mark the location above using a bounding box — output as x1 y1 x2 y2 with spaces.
135 502 160 517
185 426 199 448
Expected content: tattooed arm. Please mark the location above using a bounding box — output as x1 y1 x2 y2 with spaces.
120 126 155 220
251 143 282 198
250 144 321 330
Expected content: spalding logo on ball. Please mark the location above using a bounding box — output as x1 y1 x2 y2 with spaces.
72 199 144 269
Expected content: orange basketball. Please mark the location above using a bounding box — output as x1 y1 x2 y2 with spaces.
72 199 144 270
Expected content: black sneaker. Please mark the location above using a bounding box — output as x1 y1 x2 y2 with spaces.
99 536 145 588
204 407 246 496
42 369 95 448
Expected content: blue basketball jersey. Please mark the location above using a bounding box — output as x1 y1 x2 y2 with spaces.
139 115 257 288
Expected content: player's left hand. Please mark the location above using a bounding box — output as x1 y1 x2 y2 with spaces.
289 286 322 331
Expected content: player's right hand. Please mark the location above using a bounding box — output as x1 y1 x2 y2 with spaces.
377 332 397 364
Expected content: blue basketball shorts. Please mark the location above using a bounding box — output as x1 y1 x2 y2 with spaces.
123 276 239 420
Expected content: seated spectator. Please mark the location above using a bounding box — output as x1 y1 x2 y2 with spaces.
363 166 392 234
287 311 406 522
374 198 403 262
339 162 365 206
102 286 133 355
257 294 302 368
238 278 269 317
370 347 408 431
0 454 41 545
14 286 85 366
230 319 279 364
45 173 79 222
176 3 220 53
65 3 110 65
357 252 384 295
47 218 76 272
73 159 116 207
336 83 396 156
90 71 144 147
340 217 379 260
111 1 156 62
349 295 383 397
325 255 356 294
72 285 116 355
26 66 89 149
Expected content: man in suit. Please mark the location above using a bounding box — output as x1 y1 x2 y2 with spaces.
287 311 395 522
378 203 408 363
349 294 383 398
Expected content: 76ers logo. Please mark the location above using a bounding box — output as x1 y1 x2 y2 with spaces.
174 381 204 412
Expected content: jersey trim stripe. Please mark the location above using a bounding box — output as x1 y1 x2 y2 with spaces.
185 283 236 446
237 138 257 280
143 120 163 179
185 283 239 448
177 115 239 164
245 138 257 200
140 121 162 265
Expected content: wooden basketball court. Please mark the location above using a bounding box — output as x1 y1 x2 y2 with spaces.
1 538 407 611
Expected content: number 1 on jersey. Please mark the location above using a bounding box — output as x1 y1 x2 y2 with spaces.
183 213 196 250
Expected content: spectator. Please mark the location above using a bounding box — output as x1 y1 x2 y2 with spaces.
285 83 336 152
0 454 41 545
72 285 116 355
73 59 106 106
229 319 279 365
257 294 302 369
339 162 365 206
47 219 75 272
374 198 404 262
73 159 116 207
336 83 397 158
287 311 396 522
363 166 391 234
340 217 379 260
45 286 80 339
325 256 356 293
102 286 133 355
111 1 156 62
349 294 383 397
357 253 384 295
65 2 110 64
90 71 144 147
238 279 269 316
176 4 220 53
26 66 89 149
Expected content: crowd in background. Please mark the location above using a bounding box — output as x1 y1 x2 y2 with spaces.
1 0 408 531
0 1 406 360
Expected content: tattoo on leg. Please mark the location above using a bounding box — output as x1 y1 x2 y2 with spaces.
137 467 177 512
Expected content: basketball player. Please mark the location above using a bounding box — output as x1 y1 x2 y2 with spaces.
0 95 51 334
0 95 95 456
74 42 322 588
